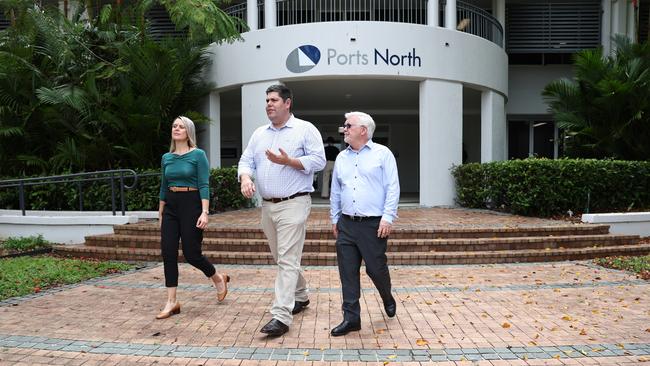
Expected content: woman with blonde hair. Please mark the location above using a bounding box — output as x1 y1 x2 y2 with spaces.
156 116 230 319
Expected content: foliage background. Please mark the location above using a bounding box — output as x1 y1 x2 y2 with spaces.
0 167 252 212
0 0 242 177
452 159 650 217
543 36 650 160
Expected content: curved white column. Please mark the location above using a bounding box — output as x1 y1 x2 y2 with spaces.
205 92 222 168
480 90 506 162
419 79 462 206
241 81 279 149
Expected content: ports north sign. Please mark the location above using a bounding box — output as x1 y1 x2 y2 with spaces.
286 45 321 73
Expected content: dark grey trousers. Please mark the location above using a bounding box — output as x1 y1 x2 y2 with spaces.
335 215 392 323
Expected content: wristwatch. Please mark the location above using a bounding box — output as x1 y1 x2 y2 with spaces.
202 210 209 215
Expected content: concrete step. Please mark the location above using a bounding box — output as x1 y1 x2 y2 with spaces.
84 233 640 252
52 243 650 265
112 223 611 240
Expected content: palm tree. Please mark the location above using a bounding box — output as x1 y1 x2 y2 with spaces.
543 36 650 160
0 0 242 176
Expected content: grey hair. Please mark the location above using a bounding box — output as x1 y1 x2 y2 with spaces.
169 116 198 152
345 111 376 139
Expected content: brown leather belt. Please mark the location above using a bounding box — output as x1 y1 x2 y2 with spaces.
263 192 310 203
343 214 381 222
169 186 198 192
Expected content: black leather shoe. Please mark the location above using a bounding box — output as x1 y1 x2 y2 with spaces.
292 299 310 315
330 320 361 336
384 296 397 318
260 319 289 336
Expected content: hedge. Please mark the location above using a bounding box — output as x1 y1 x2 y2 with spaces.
0 167 253 213
451 158 650 217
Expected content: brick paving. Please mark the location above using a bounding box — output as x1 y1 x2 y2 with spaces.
1 208 650 365
0 261 649 365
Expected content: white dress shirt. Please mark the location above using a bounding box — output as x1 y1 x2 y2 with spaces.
330 140 400 224
238 115 326 199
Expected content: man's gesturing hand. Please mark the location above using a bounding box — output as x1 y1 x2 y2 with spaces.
265 148 291 165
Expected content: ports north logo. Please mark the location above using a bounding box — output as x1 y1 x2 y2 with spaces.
286 45 321 73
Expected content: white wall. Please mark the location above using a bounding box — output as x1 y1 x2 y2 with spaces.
507 65 573 115
208 22 508 96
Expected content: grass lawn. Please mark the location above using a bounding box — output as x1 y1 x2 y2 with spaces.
594 255 650 280
0 255 134 301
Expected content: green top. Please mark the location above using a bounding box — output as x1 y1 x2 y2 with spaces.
159 148 210 201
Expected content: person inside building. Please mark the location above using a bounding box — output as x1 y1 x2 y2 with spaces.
320 136 340 198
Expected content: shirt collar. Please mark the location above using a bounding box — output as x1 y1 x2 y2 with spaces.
267 114 295 131
346 139 374 153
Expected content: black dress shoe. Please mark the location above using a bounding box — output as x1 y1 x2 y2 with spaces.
260 319 289 336
292 299 310 315
384 296 397 318
330 320 361 336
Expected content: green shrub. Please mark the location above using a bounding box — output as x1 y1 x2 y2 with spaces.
2 235 51 252
452 158 650 217
0 167 252 213
210 166 254 212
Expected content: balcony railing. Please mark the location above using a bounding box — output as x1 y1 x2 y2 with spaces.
224 0 503 47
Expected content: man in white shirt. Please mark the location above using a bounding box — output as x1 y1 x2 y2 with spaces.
238 84 326 336
329 111 400 336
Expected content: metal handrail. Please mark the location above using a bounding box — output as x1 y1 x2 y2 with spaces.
224 0 503 47
0 169 139 216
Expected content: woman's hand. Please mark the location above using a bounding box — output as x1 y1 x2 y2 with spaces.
196 212 209 230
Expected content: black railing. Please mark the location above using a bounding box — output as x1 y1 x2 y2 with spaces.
224 0 504 47
0 170 139 216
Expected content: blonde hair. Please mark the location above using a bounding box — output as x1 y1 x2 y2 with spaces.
169 116 198 152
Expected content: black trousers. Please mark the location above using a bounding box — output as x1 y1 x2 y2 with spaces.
160 190 216 287
335 216 392 323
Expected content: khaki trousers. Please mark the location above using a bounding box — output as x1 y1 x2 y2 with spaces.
261 194 311 326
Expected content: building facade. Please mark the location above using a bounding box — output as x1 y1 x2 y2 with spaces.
199 0 645 206
2 0 645 205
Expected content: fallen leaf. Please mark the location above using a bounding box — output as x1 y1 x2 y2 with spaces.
387 355 397 360
502 322 511 328
579 329 587 335
415 339 429 346
561 315 573 321
376 328 387 334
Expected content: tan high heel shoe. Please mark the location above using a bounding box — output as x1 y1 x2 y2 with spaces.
156 302 181 320
217 274 231 302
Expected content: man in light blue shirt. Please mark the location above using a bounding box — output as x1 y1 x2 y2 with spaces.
238 84 326 337
329 111 400 336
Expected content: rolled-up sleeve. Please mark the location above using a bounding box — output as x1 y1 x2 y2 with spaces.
297 124 326 175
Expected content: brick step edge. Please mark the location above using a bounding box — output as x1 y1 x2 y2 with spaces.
113 224 611 239
52 244 650 265
84 234 639 252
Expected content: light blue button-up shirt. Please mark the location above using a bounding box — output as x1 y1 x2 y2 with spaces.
330 140 400 224
238 115 326 199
